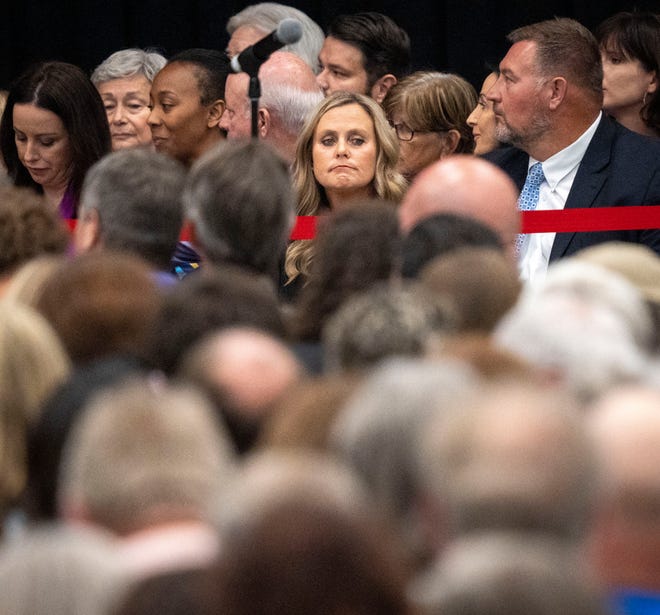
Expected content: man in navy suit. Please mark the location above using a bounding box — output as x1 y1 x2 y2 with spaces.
485 17 660 284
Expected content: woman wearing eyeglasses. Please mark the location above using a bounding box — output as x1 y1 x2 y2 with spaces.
91 49 167 151
383 71 477 182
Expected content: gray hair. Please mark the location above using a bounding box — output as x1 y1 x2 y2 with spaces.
183 140 295 277
226 2 324 73
495 260 652 404
260 82 324 135
323 282 457 373
412 533 607 615
59 377 235 534
419 380 598 541
331 357 477 560
79 148 186 270
91 48 167 85
0 525 125 615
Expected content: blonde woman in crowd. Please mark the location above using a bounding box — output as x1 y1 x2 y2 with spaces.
285 92 406 285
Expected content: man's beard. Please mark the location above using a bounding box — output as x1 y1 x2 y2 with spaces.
494 103 552 151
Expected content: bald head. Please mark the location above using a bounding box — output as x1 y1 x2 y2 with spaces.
260 50 319 93
586 385 660 588
589 386 660 505
399 155 520 261
186 327 302 418
220 51 322 162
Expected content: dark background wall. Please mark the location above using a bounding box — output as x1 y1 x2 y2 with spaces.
1 1 657 91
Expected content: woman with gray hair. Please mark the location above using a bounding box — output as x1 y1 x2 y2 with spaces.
91 48 166 150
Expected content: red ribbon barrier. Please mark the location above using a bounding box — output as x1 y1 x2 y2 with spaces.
521 206 660 234
65 207 660 242
289 215 318 240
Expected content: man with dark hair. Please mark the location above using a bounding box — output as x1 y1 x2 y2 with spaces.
485 17 660 284
316 12 411 103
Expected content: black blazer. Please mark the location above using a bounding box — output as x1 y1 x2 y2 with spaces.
485 115 660 262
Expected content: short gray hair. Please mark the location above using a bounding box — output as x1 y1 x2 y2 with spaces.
226 2 324 72
79 148 186 269
183 140 295 277
59 377 235 534
260 82 324 135
91 48 167 85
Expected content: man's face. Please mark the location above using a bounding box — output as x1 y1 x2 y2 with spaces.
218 73 252 139
316 36 370 97
486 40 551 150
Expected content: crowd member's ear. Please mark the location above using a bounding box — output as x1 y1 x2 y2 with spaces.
441 129 462 156
371 74 397 103
258 107 271 139
207 99 226 128
548 77 568 111
74 208 101 255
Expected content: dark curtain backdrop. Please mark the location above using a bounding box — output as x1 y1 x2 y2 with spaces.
1 1 657 91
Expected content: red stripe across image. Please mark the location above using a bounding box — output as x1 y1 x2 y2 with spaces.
65 207 660 241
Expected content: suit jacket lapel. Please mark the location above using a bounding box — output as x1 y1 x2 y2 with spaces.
550 116 613 260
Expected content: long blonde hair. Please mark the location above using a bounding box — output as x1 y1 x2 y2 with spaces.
286 92 406 283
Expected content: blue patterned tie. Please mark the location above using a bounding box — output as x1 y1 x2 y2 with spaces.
516 162 545 255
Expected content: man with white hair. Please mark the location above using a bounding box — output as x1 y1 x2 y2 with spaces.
226 2 324 73
220 51 322 164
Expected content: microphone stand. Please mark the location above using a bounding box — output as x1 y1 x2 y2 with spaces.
247 71 261 139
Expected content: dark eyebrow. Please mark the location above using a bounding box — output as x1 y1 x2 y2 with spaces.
325 62 348 72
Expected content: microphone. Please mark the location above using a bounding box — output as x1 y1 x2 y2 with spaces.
230 18 303 74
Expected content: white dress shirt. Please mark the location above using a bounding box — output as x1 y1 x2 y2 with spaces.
519 112 602 285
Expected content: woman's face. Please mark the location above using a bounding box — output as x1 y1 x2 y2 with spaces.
148 62 214 165
389 113 449 182
12 103 73 191
312 103 377 200
467 72 499 155
97 75 153 150
601 46 657 119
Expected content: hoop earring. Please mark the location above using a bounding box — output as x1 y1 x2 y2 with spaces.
643 91 648 106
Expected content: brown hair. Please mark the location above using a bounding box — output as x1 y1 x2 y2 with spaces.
508 17 603 98
383 71 477 154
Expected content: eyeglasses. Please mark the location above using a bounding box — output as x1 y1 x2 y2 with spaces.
389 121 415 141
389 121 447 142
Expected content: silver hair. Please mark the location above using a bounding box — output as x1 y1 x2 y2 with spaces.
91 48 167 85
226 3 324 73
79 148 186 270
260 82 324 135
495 260 652 404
